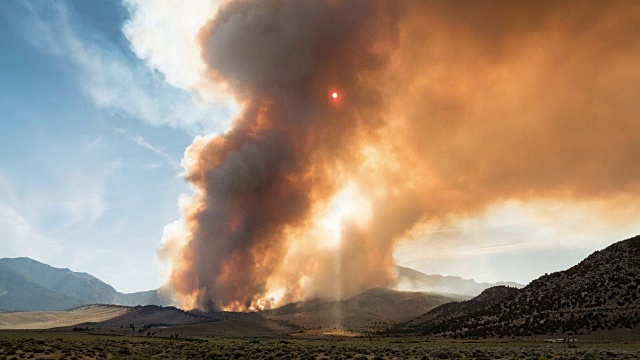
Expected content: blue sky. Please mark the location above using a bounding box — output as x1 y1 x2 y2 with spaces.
0 0 233 292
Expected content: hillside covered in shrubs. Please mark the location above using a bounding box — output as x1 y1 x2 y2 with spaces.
399 235 640 338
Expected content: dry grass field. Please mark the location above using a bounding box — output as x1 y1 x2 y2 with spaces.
0 332 639 359
0 306 129 330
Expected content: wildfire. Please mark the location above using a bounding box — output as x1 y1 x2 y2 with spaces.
160 0 640 314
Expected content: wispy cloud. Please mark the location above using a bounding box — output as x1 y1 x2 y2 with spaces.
0 174 63 261
86 136 106 151
0 204 63 259
59 181 107 229
113 128 180 170
395 201 640 284
5 0 235 136
145 162 163 169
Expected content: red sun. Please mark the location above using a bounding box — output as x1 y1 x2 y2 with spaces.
331 92 339 99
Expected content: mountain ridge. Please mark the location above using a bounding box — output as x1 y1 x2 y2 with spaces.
261 287 467 329
395 265 524 296
0 257 517 312
0 257 168 311
398 235 640 338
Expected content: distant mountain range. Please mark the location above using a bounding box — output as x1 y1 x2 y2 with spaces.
3 235 640 338
397 235 640 338
0 257 520 312
0 257 168 311
395 266 524 296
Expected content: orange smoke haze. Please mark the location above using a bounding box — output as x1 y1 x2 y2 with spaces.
160 0 640 311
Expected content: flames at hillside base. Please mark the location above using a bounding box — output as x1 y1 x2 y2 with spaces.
160 0 640 311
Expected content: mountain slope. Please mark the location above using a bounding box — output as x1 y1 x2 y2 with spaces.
263 287 465 329
1 257 513 312
0 258 119 305
0 258 169 311
403 235 640 338
117 289 167 307
396 266 524 296
405 285 520 329
0 264 81 311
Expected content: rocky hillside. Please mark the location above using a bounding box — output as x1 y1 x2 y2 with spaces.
405 286 520 329
0 258 169 311
396 266 524 296
402 235 640 338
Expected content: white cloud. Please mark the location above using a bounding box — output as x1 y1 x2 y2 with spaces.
11 1 235 136
122 0 235 107
122 0 220 91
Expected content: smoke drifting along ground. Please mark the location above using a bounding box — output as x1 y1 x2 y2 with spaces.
161 0 640 311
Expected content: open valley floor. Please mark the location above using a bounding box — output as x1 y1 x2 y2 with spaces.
1 331 640 360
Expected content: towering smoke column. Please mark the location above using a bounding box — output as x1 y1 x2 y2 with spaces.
161 0 402 311
161 0 640 311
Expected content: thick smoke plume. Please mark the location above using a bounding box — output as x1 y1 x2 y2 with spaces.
161 0 640 311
